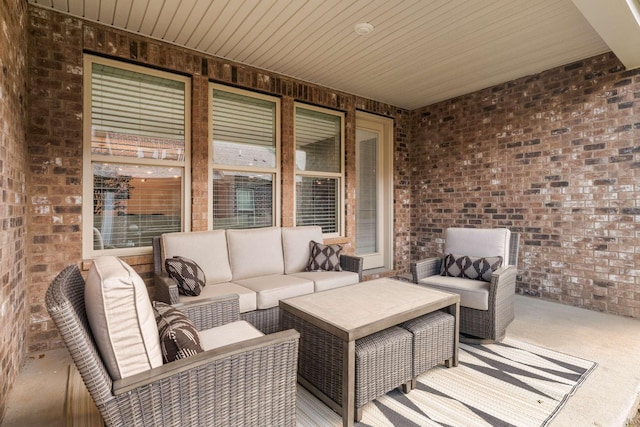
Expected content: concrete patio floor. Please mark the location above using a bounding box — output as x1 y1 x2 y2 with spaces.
2 294 640 427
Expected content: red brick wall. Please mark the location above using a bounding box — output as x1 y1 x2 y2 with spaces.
25 6 411 353
411 52 640 317
27 7 85 353
0 0 28 421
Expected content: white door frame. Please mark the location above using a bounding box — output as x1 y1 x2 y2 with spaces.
355 111 393 271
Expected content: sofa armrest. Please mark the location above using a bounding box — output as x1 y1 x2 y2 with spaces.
340 254 363 282
112 329 300 425
152 236 163 275
176 294 241 330
411 257 441 283
154 272 179 304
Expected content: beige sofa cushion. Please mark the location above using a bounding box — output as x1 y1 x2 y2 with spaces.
419 275 489 311
227 227 284 280
281 226 323 274
199 320 264 350
84 256 163 380
290 271 359 292
445 227 511 262
234 274 314 309
162 230 232 285
178 282 257 313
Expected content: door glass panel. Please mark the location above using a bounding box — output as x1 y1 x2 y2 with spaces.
356 129 378 255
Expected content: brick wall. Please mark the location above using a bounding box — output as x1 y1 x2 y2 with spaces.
25 5 411 353
0 0 28 421
27 7 85 353
411 52 640 317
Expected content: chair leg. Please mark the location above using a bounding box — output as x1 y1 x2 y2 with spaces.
459 330 506 345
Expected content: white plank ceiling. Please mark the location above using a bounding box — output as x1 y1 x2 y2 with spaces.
28 0 638 110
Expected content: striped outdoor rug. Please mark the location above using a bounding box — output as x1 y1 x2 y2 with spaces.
297 337 597 427
68 338 595 427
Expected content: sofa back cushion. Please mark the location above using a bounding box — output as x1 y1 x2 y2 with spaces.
227 227 284 280
281 226 324 273
444 228 511 262
162 230 232 285
84 256 163 380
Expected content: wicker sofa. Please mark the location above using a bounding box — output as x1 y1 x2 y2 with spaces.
46 258 300 427
154 226 363 334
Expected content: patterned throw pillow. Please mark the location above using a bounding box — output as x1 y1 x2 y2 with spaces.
165 256 206 296
153 301 204 363
306 240 343 272
441 253 503 282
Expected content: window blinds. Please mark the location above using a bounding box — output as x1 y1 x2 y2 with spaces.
294 106 343 234
88 60 186 252
296 177 339 234
211 172 273 229
295 107 341 173
91 63 185 160
212 90 276 168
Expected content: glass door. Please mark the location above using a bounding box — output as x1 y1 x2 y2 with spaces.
355 112 393 270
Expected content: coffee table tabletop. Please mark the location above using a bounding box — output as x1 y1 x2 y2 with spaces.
280 277 460 427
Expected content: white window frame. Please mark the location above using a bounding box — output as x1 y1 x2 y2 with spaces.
208 83 281 229
82 55 191 259
294 103 345 238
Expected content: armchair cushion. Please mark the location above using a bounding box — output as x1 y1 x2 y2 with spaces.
165 256 206 296
153 301 204 363
199 320 264 350
306 240 343 272
84 256 163 380
444 227 511 261
441 253 503 282
419 275 490 310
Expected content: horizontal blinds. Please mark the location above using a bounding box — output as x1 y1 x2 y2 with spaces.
92 163 182 249
295 107 340 173
211 88 277 229
296 177 338 233
212 171 273 229
91 63 185 159
212 90 276 168
356 138 378 254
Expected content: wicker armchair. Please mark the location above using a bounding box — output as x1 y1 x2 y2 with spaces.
411 228 519 343
46 265 300 427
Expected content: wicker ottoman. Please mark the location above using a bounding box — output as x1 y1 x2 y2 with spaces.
400 310 455 387
355 326 413 415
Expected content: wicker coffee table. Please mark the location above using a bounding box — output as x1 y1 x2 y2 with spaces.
280 277 459 427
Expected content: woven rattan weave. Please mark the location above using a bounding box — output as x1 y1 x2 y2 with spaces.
46 265 300 427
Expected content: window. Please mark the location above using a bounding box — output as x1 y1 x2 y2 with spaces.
294 104 345 236
83 55 190 258
210 84 280 229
